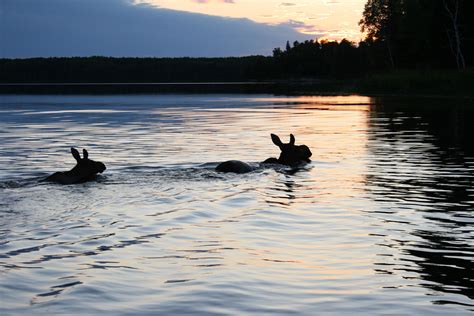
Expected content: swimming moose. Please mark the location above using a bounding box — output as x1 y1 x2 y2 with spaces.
216 134 312 174
45 148 106 184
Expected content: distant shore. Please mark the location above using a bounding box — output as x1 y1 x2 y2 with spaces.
1 70 472 98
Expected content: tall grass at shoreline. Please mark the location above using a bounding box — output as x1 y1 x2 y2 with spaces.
354 69 474 97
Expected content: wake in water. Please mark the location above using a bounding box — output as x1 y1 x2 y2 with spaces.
0 161 313 189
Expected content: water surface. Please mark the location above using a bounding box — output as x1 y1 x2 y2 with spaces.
1 94 473 315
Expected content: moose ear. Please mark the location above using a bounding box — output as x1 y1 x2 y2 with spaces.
83 149 89 160
271 134 283 147
71 147 81 161
289 134 295 145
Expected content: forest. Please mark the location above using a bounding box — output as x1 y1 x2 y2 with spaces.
246 0 474 79
1 0 472 86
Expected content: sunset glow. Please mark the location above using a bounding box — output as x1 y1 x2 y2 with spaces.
136 0 366 41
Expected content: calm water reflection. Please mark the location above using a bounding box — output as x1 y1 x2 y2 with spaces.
0 94 473 315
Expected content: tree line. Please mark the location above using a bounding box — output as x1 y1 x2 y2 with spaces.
250 0 473 79
0 57 267 83
359 0 473 70
1 0 472 84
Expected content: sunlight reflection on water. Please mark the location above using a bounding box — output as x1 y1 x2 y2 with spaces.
0 94 473 315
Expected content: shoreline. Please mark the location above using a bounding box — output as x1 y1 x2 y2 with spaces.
1 70 473 98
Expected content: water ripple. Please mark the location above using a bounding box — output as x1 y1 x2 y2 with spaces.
0 95 473 315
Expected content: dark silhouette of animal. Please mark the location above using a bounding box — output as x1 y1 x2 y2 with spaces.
45 148 106 184
215 160 254 174
216 134 312 174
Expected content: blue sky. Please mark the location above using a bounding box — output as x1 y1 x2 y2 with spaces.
1 0 316 58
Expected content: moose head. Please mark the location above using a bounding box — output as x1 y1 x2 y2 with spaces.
267 133 312 166
45 148 106 184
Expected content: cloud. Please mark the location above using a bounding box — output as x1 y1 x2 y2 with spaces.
1 0 310 58
279 19 325 36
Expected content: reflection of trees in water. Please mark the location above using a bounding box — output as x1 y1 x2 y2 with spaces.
366 98 474 303
406 229 474 300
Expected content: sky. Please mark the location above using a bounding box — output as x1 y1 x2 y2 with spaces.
137 0 366 40
1 0 366 58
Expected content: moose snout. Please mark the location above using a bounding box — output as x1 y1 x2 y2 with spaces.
301 145 312 158
97 163 106 173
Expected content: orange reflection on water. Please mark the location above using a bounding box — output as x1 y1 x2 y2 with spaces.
249 95 373 106
202 95 375 279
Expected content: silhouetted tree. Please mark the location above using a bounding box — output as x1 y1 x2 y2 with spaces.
443 0 466 69
359 0 473 70
359 0 400 68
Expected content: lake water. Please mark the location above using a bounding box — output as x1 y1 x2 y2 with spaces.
1 94 473 315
